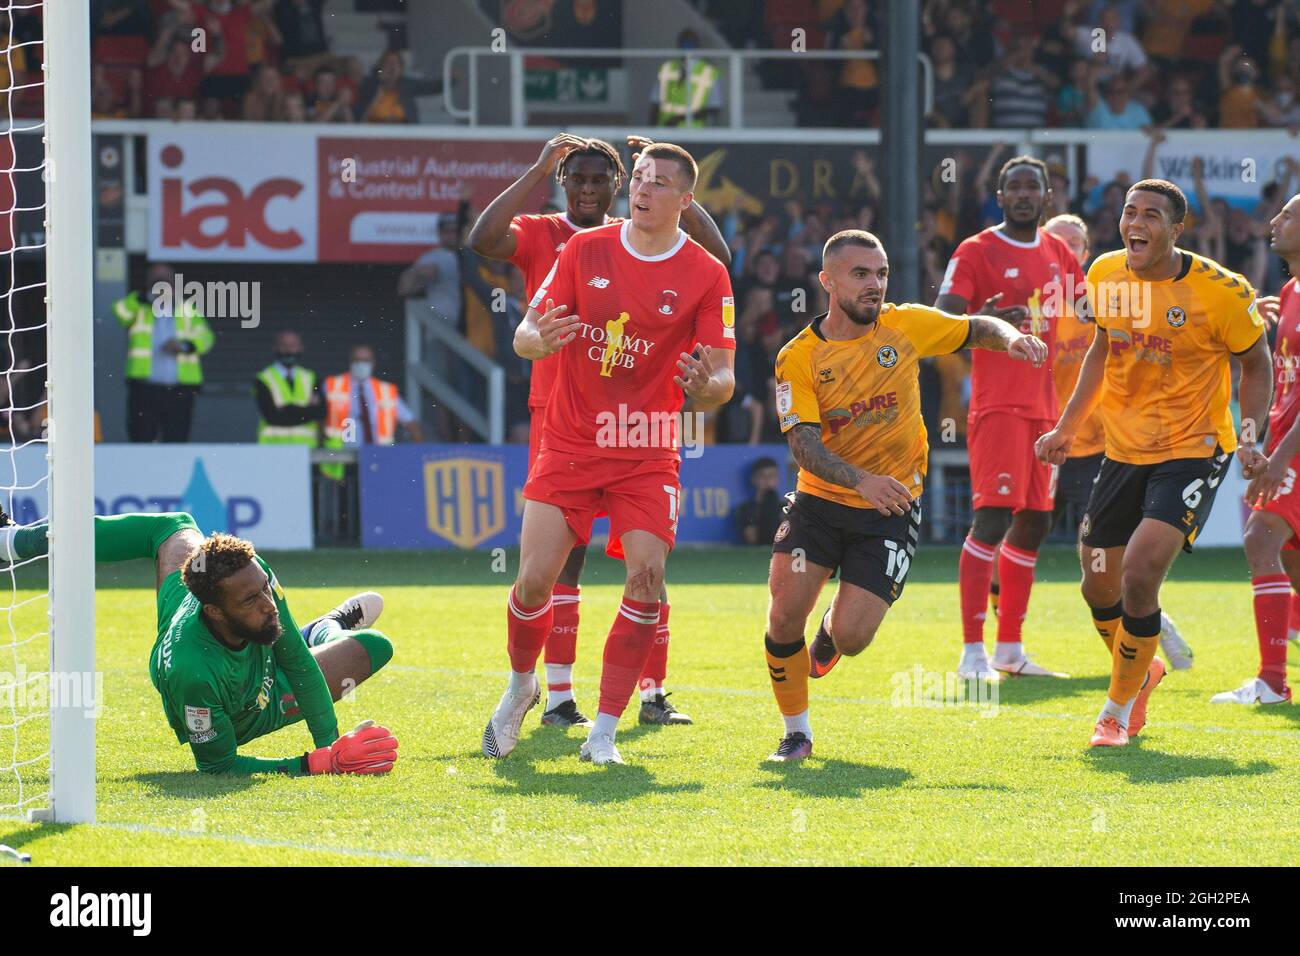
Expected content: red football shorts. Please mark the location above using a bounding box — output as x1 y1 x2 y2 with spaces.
523 450 681 558
1258 452 1300 551
527 405 545 472
967 410 1057 513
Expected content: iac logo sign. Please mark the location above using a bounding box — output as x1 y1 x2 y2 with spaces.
151 131 318 261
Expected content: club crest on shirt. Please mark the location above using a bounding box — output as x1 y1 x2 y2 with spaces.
876 345 898 368
1166 306 1186 328
657 289 678 315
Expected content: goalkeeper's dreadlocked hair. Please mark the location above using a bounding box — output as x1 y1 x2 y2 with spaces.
182 533 257 605
556 137 627 190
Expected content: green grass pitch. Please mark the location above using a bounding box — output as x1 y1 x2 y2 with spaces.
2 544 1299 866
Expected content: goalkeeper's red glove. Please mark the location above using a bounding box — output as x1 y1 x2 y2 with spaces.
304 720 399 775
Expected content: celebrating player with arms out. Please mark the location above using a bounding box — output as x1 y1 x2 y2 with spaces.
481 143 736 766
935 156 1081 682
469 133 730 730
0 510 398 774
1037 179 1272 747
1044 213 1194 669
1217 191 1300 706
764 230 1047 762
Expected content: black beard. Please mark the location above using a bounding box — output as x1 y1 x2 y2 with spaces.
839 297 880 325
234 616 283 647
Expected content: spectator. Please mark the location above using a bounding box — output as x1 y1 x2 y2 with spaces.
145 37 213 115
1151 74 1208 128
1086 72 1153 128
1260 74 1300 128
275 0 331 75
649 29 722 127
242 63 287 121
92 63 140 118
1231 0 1274 71
937 2 995 75
1055 58 1092 126
357 50 420 124
1142 0 1214 73
199 0 257 110
927 33 977 128
114 262 215 443
398 214 464 437
825 0 879 126
306 65 354 122
1218 46 1263 128
323 344 423 450
92 0 152 37
175 97 199 121
154 96 176 120
280 90 306 121
986 30 1057 129
1068 1 1148 80
253 330 324 446
247 0 283 69
734 457 786 545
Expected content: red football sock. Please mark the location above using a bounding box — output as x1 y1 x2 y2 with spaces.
1289 590 1300 640
506 585 552 674
1252 574 1291 695
544 584 580 668
639 601 671 695
598 595 660 718
959 535 996 645
995 543 1037 645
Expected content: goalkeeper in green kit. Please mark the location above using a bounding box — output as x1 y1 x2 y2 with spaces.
1 510 399 776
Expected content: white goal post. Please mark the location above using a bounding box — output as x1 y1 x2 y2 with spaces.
35 0 96 823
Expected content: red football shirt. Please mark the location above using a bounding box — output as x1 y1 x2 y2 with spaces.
509 213 619 408
206 4 253 77
529 220 736 461
1267 278 1300 455
938 226 1084 418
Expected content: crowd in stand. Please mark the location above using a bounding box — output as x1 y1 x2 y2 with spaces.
90 0 433 123
697 0 1300 131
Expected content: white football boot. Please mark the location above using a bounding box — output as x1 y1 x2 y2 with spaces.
993 653 1070 678
1209 677 1291 705
303 591 384 643
481 673 540 758
956 646 1003 683
579 731 626 765
1158 612 1194 670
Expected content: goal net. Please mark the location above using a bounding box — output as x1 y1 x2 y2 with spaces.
0 1 96 827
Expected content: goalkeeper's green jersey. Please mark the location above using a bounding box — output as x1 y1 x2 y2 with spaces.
149 556 339 774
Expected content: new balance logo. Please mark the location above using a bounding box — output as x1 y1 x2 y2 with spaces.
1004 268 1019 278
588 276 610 288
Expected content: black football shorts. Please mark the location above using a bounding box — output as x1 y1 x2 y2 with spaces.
772 490 922 604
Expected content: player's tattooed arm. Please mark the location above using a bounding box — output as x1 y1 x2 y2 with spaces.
787 424 913 515
967 316 1047 366
786 424 864 490
155 528 204 590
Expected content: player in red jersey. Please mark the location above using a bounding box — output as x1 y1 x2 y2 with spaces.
469 134 730 730
935 156 1083 681
480 143 736 766
1217 192 1300 705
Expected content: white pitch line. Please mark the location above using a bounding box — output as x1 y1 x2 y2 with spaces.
388 665 1300 739
89 821 490 867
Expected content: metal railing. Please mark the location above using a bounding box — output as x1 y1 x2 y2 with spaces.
404 298 505 444
442 47 933 129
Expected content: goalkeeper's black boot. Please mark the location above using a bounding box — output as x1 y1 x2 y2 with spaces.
639 692 692 726
540 698 593 728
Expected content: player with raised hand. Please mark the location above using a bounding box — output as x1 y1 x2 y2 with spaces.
469 133 730 730
1215 191 1300 706
480 143 736 766
764 230 1047 762
0 510 398 774
1037 179 1273 747
935 156 1082 682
